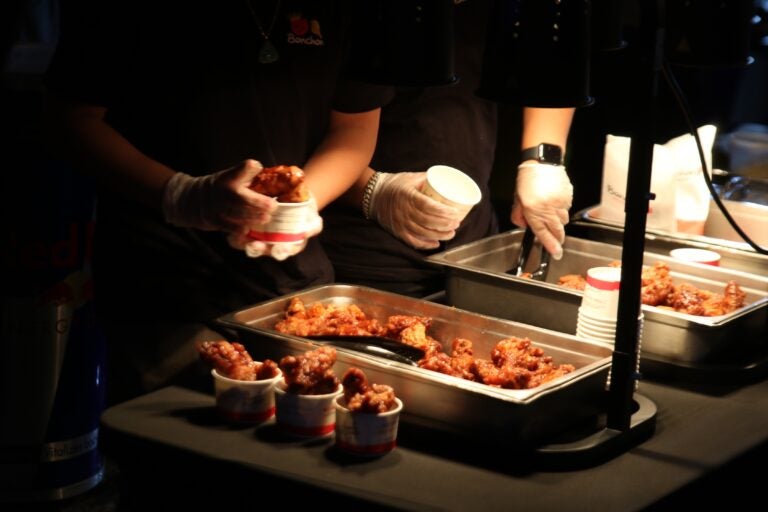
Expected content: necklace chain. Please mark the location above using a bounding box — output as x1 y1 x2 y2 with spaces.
245 0 283 64
245 0 282 41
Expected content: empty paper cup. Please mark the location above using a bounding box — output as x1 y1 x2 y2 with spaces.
274 382 343 438
580 266 622 319
334 396 403 457
669 248 721 266
422 165 482 220
211 368 283 424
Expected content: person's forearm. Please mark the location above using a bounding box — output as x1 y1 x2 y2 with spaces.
44 98 175 210
303 109 380 210
521 107 575 155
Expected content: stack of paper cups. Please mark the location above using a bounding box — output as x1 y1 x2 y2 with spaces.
576 266 622 343
575 266 644 391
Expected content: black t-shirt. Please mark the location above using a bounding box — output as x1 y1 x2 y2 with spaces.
321 0 499 298
45 0 391 322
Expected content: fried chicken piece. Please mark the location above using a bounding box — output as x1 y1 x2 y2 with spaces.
418 352 460 376
342 367 368 403
662 280 745 316
528 363 576 388
477 337 573 389
279 346 339 395
698 280 746 316
341 367 397 413
384 315 433 338
448 338 477 381
250 164 309 203
274 297 385 337
196 340 278 381
396 321 444 358
491 337 551 371
256 359 280 380
721 280 746 314
417 339 476 380
663 283 707 316
473 359 532 389
558 274 587 291
641 261 674 306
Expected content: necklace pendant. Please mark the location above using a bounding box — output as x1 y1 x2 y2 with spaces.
258 40 279 64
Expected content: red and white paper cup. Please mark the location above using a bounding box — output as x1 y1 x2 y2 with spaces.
334 396 403 457
211 368 282 424
669 248 721 266
274 382 343 438
580 266 623 320
247 200 311 244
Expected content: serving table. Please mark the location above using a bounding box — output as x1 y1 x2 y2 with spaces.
100 376 768 511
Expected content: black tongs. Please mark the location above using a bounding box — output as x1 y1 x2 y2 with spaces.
307 335 424 366
511 228 551 281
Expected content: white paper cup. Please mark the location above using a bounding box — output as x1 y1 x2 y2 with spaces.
334 396 403 457
274 382 343 438
669 248 721 266
211 368 282 424
578 310 616 325
422 165 482 220
247 200 311 244
576 328 616 342
580 266 622 319
577 318 617 335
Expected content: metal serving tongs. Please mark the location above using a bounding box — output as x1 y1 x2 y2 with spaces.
511 227 551 281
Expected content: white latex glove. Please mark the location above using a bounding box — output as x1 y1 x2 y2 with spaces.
227 195 323 261
511 163 573 260
162 159 277 232
368 172 462 250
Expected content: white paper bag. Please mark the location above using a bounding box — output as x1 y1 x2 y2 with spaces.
598 125 716 234
666 125 717 234
599 134 678 232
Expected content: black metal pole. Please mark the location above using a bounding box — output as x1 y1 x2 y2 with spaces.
606 0 665 431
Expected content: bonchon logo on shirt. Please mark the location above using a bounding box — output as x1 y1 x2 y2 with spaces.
286 12 324 46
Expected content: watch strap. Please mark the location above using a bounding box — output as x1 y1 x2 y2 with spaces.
520 143 563 165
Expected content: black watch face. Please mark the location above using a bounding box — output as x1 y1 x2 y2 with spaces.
541 144 562 164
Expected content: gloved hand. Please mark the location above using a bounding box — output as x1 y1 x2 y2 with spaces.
510 163 573 260
162 159 277 232
368 172 463 250
227 194 323 261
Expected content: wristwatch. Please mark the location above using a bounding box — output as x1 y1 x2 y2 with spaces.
520 143 564 165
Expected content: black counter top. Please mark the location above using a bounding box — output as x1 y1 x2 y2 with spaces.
99 375 768 511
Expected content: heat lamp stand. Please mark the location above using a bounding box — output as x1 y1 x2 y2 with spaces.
532 1 665 467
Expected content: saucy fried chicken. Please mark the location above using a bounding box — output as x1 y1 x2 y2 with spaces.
557 260 747 317
279 346 339 395
274 300 576 390
197 340 279 381
275 297 385 337
250 164 309 203
341 367 397 413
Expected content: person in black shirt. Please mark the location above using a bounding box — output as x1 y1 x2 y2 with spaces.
44 0 391 403
321 0 575 298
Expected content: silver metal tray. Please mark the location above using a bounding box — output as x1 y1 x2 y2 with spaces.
570 202 768 276
426 230 768 364
215 284 612 446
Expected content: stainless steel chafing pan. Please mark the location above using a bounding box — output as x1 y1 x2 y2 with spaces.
427 230 768 364
569 202 768 275
216 284 612 446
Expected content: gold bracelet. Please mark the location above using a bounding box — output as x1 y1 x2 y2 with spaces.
362 171 381 220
